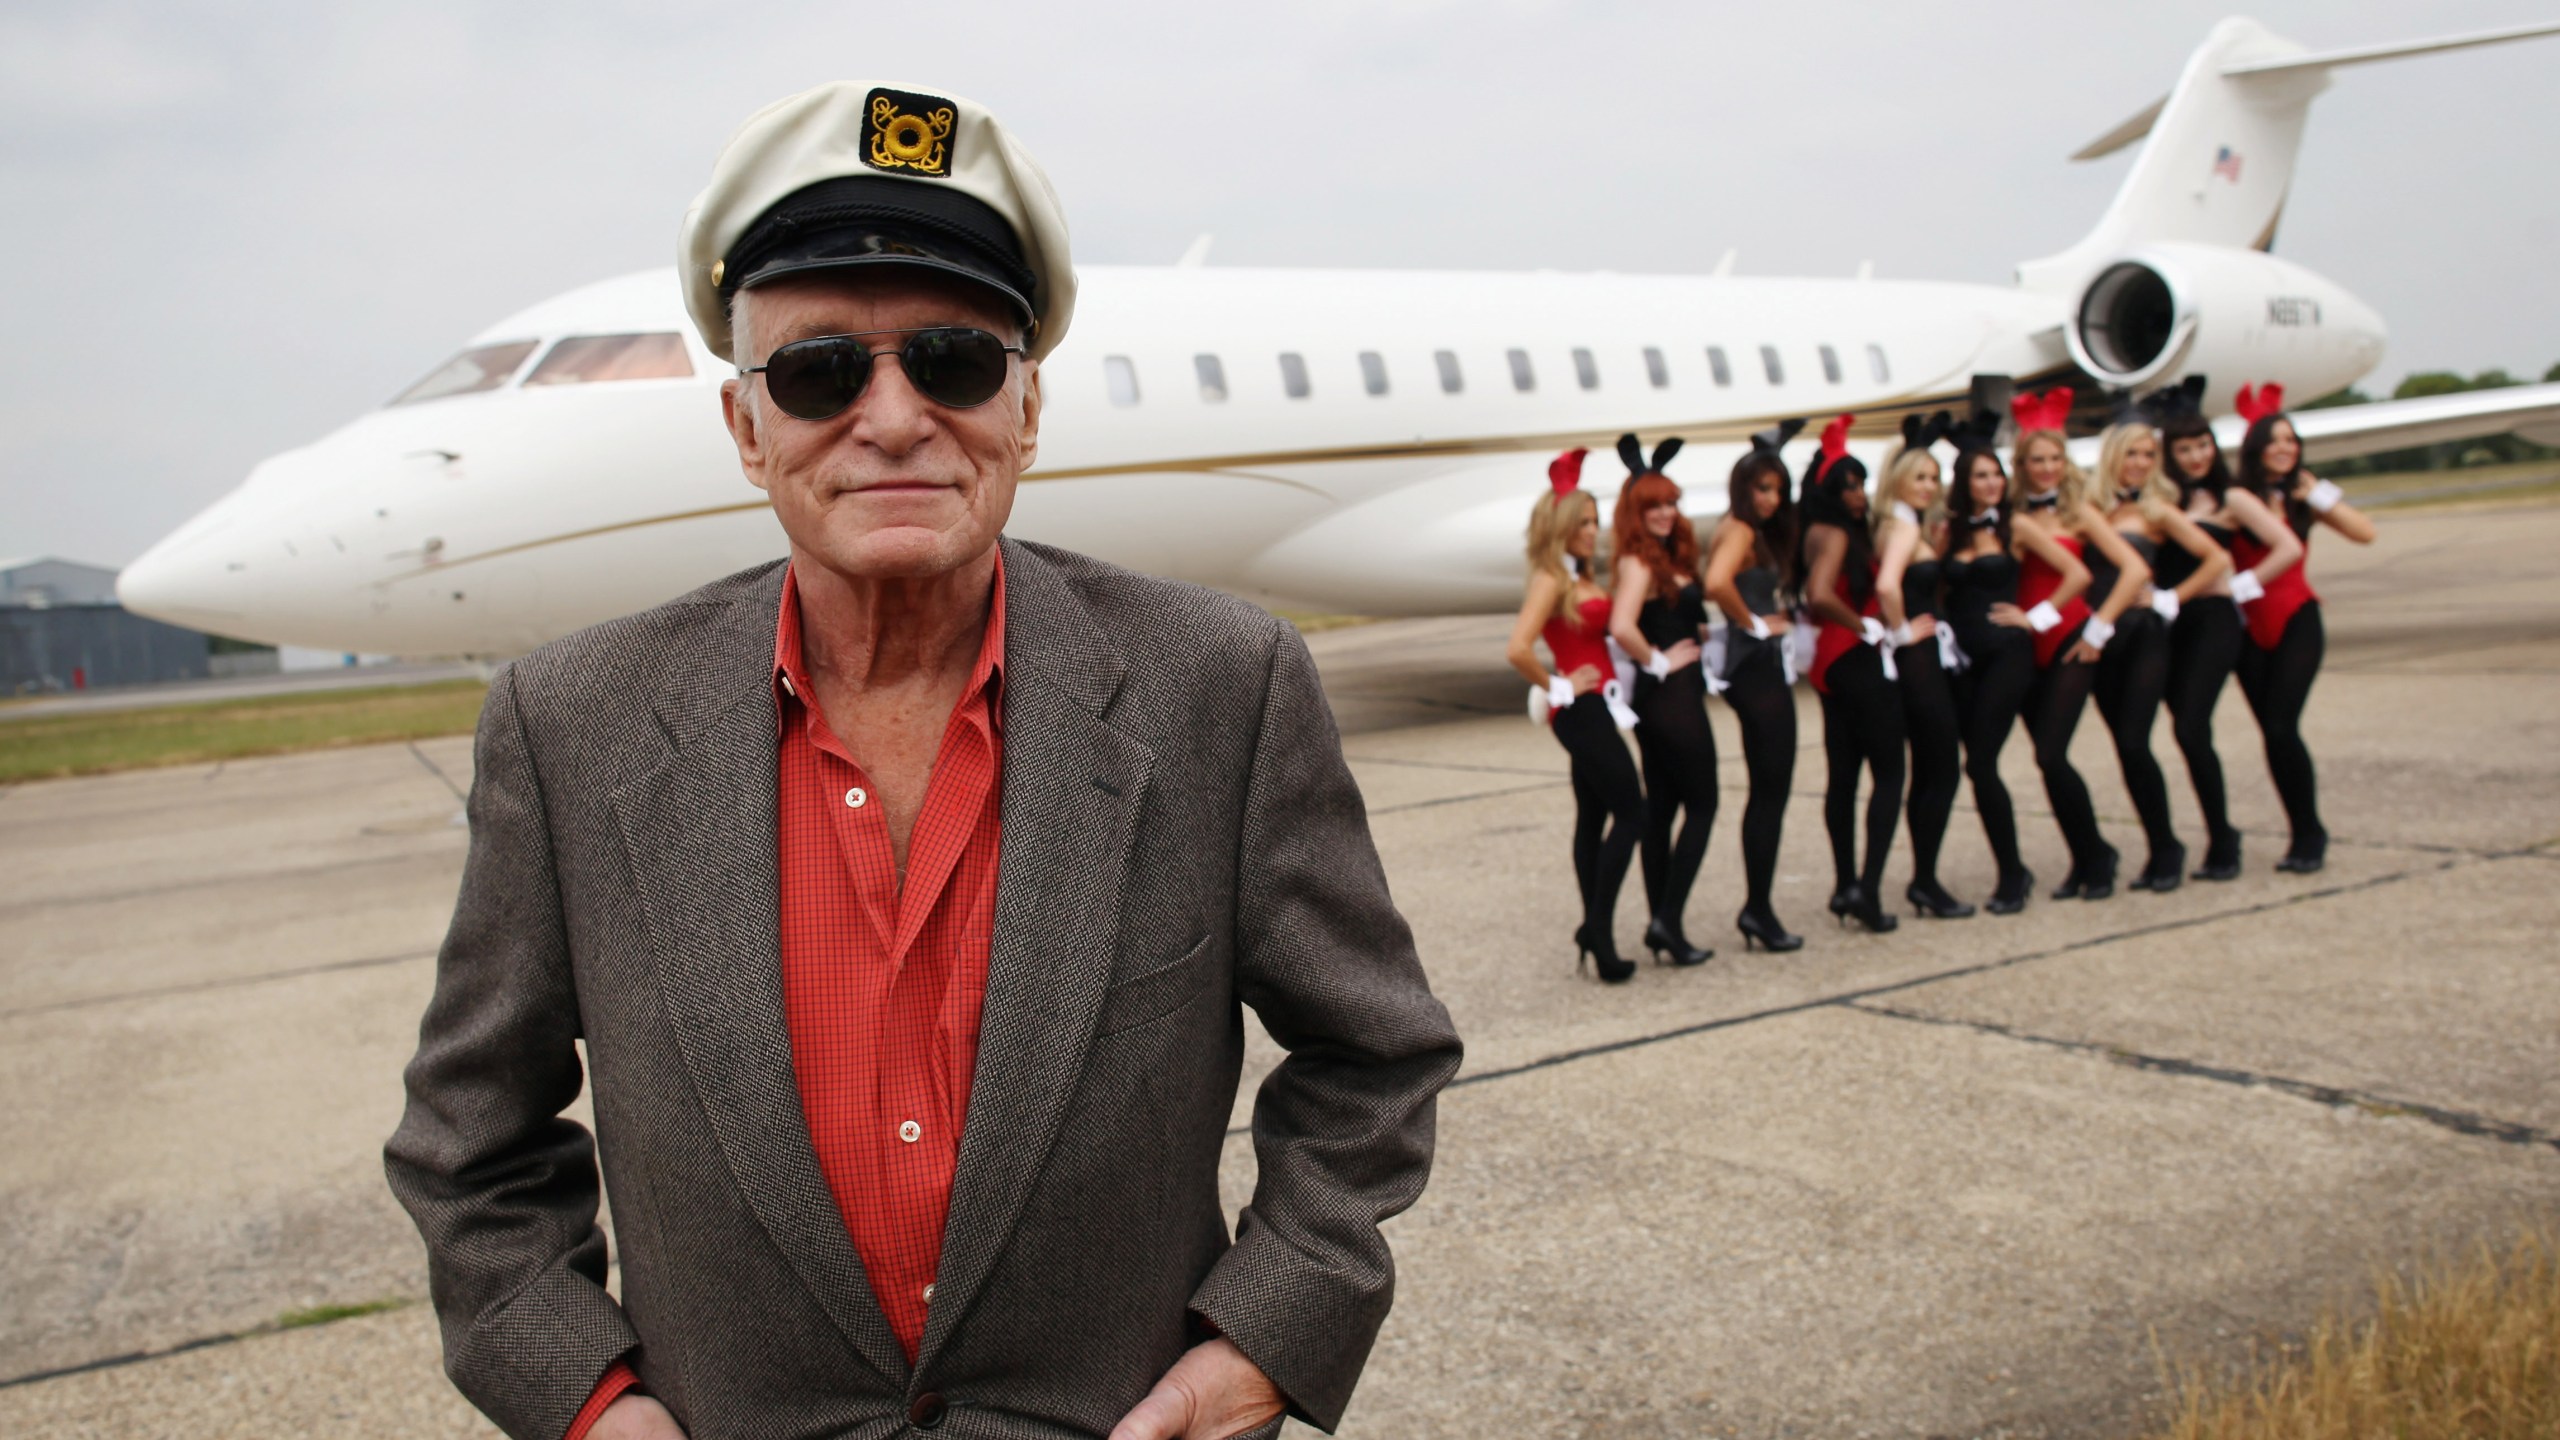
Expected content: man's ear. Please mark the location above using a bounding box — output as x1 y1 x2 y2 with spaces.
1015 361 1043 473
721 378 772 493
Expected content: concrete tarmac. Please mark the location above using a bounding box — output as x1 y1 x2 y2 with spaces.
4 501 2556 1438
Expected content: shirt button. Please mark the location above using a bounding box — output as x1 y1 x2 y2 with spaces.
899 1120 921 1143
845 786 867 809
922 1282 936 1303
780 672 796 697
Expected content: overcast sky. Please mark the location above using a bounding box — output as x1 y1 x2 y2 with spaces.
3 0 2553 567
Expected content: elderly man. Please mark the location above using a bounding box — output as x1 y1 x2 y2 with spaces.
385 82 1460 1440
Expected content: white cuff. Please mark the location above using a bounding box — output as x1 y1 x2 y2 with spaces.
1747 614 1770 640
2230 571 2265 606
2080 615 2116 650
1890 621 1915 647
2149 589 2181 623
2027 600 2063 633
1643 648 1673 679
1892 501 1921 527
1547 675 1576 711
2307 479 2344 514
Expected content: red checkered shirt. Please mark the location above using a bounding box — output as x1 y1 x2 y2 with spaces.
569 558 1005 1437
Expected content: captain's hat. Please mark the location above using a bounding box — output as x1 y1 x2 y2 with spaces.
679 82 1078 364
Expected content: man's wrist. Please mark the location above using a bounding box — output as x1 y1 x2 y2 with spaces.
564 1359 643 1440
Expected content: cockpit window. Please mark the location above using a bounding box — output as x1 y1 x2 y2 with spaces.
389 340 539 406
523 333 695 387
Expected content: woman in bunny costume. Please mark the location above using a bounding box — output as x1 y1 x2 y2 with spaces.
1871 412 1974 919
1606 434 1718 967
1799 415 1905 936
1506 449 1646 982
1704 424 1807 952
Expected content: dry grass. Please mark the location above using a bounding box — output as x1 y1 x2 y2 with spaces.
2148 1222 2560 1440
0 679 488 782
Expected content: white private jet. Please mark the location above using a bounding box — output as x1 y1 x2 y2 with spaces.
119 16 2560 656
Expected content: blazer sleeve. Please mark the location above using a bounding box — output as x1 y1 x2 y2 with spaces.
1187 621 1464 1431
384 666 639 1440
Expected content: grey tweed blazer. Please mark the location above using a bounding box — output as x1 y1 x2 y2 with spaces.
385 538 1461 1440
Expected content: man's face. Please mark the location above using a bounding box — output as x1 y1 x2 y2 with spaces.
721 269 1042 581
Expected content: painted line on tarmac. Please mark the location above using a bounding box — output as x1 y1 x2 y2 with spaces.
1369 780 1569 817
0 947 438 1021
0 848 461 921
1345 754 1570 779
1843 1000 2560 1154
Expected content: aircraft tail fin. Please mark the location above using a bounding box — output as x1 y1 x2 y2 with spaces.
2019 17 2560 295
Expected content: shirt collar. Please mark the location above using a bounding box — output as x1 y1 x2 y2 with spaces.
772 549 1009 738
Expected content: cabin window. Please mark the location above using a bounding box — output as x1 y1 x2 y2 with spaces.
1103 355 1141 407
1572 347 1600 390
1759 345 1785 385
1643 347 1669 389
1507 348 1536 392
1866 343 1890 382
1705 346 1732 387
1819 344 1843 384
389 339 539 405
1195 353 1228 402
523 333 695 387
1359 350 1389 396
1435 349 1463 394
1279 351 1311 399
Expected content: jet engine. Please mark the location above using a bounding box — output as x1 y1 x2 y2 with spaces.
2065 242 2386 404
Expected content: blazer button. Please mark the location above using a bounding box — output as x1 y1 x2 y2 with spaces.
909 1391 947 1428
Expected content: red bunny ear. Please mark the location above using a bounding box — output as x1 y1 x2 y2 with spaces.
2233 382 2286 424
1819 413 1855 463
1548 447 1589 495
2011 386 2074 433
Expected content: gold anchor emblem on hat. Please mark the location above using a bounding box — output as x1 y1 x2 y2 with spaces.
865 91 955 177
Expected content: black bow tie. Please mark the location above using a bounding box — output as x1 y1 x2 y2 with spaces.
2024 493 2060 512
2116 487 2146 506
1967 509 2003 530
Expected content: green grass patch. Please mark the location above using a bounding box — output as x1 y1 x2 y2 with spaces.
2340 462 2560 510
0 679 489 783
273 1297 411 1330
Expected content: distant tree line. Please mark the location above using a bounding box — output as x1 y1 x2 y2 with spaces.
2301 362 2560 476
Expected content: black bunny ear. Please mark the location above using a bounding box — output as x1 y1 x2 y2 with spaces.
1901 414 1926 447
1925 410 1953 446
1616 433 1646 475
1750 416 1807 454
1650 437 1684 473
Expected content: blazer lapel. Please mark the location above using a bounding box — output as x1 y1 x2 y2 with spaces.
917 540 1151 1370
610 569 911 1388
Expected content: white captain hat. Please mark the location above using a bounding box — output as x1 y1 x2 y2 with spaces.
679 82 1078 364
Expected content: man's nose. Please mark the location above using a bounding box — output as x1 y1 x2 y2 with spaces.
850 353 940 452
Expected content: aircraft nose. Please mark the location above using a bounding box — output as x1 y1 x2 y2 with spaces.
117 524 249 635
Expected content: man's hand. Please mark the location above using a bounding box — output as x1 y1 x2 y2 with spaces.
1108 1338 1284 1440
591 1394 687 1440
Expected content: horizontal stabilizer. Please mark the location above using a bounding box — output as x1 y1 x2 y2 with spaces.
2070 94 2167 162
2221 19 2560 78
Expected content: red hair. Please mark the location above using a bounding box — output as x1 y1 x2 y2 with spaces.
1611 472 1699 598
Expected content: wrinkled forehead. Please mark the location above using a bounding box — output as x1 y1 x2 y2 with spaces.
738 268 1025 357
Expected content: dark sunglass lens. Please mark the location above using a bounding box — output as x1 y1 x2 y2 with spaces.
765 338 871 419
902 329 1011 408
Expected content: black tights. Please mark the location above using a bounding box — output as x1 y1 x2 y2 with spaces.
2167 597 2245 857
2092 611 2177 867
1552 694 1646 938
2027 638 2110 875
1722 653 1796 915
1898 640 1962 890
2236 602 2328 857
1820 646 1906 899
1633 667 1719 926
1959 631 2036 883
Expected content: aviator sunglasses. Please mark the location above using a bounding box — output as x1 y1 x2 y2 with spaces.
744 327 1025 419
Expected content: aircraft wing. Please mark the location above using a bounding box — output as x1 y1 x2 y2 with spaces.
2277 382 2560 463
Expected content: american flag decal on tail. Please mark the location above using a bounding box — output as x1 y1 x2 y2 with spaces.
2212 145 2244 183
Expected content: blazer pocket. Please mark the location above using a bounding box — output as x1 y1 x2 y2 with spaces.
1094 935 1217 1037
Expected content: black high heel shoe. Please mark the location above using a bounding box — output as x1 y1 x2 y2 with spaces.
1986 867 2034 916
2192 830 2241 882
1841 883 1898 934
2078 844 2119 900
2131 841 2185 892
1906 879 1976 919
1828 885 1857 923
1644 916 1714 967
2275 832 2327 874
1735 906 1803 953
1576 925 1637 984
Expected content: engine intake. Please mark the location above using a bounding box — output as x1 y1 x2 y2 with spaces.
2063 243 2385 402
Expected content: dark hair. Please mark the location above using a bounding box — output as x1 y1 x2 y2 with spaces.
2235 412 2315 536
2158 410 2234 505
1727 450 1800 588
1798 454 1875 606
1944 445 2011 549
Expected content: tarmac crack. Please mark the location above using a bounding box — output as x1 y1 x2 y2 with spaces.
0 947 438 1021
1844 1000 2560 1155
407 740 468 803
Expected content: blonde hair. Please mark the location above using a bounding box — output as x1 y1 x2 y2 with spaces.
2095 421 2179 526
2010 429 2094 524
1870 442 1941 546
1525 488 1600 626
